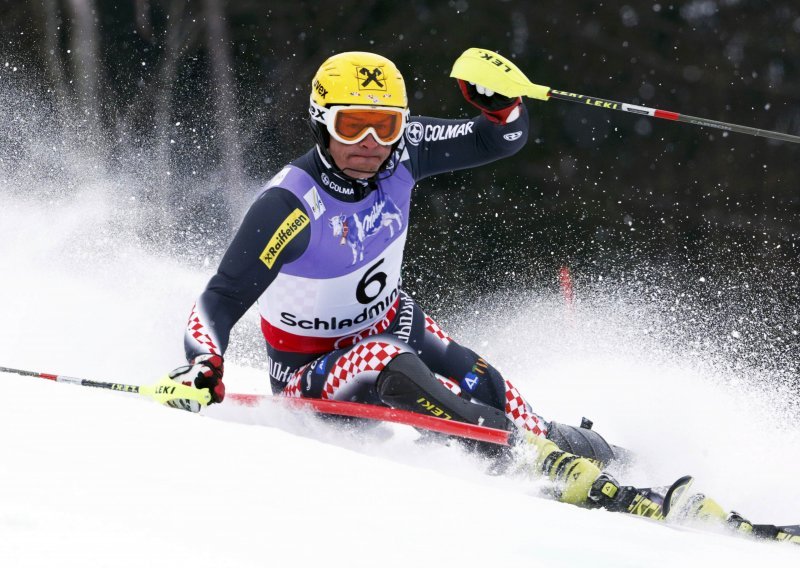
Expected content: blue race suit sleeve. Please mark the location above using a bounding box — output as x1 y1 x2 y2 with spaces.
184 187 310 361
404 104 529 181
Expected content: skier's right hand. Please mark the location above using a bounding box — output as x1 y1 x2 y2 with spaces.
166 354 225 412
457 79 522 124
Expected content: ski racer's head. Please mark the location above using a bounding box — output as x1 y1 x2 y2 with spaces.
309 51 409 180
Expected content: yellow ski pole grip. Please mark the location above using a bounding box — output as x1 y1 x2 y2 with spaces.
450 47 551 101
140 375 213 407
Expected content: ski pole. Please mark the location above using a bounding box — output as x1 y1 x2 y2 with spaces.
0 364 212 409
451 47 800 144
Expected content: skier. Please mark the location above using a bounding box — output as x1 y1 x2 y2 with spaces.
166 50 798 543
170 48 599 488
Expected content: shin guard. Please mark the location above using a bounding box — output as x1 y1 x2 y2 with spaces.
376 353 510 430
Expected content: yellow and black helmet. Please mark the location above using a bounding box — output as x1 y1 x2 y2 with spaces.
310 51 408 110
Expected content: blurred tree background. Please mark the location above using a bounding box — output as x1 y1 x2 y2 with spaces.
1 0 798 369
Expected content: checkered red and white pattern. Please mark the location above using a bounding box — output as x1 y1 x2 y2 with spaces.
322 341 404 400
186 302 220 355
281 364 312 398
424 315 451 346
504 378 546 436
262 274 320 317
435 374 462 396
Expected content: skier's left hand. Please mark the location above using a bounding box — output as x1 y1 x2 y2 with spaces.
457 79 522 124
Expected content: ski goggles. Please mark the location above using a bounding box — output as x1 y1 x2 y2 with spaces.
311 101 409 145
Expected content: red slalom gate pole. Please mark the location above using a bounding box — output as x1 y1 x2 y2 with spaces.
227 393 513 447
558 266 575 309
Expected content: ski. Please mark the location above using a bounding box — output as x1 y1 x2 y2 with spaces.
736 521 800 544
774 525 800 544
598 474 800 545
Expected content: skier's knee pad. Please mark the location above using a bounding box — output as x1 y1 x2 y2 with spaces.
546 420 619 467
376 352 509 430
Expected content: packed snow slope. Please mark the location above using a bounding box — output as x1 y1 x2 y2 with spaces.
2 190 799 568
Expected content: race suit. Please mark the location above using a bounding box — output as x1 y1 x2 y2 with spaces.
184 107 547 436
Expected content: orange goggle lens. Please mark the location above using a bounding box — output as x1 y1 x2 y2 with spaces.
332 109 404 144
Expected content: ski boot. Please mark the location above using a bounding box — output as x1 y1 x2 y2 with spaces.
521 432 606 505
586 472 697 520
520 430 653 509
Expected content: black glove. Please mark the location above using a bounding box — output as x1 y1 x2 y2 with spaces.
169 354 225 407
457 79 522 124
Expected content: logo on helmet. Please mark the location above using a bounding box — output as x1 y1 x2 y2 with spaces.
357 66 386 91
313 79 328 99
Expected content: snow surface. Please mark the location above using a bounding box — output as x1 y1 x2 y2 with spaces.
2 189 799 568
